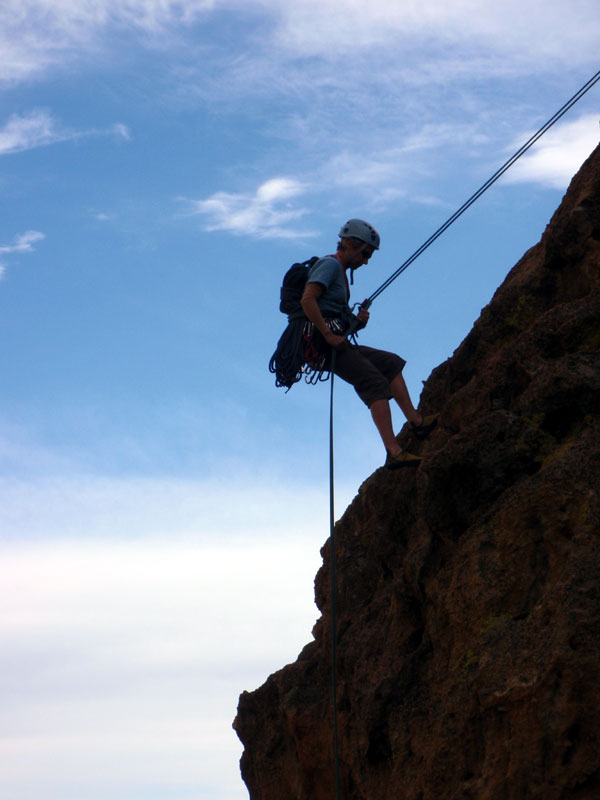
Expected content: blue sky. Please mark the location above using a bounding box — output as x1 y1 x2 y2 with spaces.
1 2 598 798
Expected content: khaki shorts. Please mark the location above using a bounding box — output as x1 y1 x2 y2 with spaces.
327 344 406 407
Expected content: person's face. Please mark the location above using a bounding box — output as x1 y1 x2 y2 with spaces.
349 241 375 267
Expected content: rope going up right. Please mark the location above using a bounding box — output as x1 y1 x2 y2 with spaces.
356 69 600 316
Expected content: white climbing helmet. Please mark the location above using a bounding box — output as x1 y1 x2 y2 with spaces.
338 218 380 250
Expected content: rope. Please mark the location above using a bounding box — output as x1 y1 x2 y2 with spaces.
328 348 342 800
268 318 307 389
361 69 600 310
269 319 332 389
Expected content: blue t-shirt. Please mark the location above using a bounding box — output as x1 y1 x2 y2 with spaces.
307 256 349 317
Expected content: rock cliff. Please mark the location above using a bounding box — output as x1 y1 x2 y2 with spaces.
234 143 600 800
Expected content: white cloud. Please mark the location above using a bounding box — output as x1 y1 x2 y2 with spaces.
191 116 493 231
0 109 63 154
0 230 44 279
0 453 334 799
111 122 131 141
0 534 322 799
319 122 477 194
0 0 217 83
0 230 45 256
1 0 597 88
1 0 597 220
503 114 600 189
267 0 599 66
0 229 45 253
0 110 132 155
187 176 317 239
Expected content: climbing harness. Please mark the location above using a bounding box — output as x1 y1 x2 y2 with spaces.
325 70 600 799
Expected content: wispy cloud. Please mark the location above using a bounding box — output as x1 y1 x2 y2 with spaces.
189 109 600 240
503 114 600 190
0 110 64 154
268 0 598 67
0 0 217 83
111 122 131 141
0 230 44 279
186 177 317 239
2 1 597 215
1 2 597 231
0 110 131 155
175 1 598 109
2 0 597 90
0 230 45 254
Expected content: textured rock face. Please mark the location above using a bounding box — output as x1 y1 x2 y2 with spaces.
234 144 600 800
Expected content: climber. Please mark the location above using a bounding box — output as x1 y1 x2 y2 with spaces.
300 219 438 469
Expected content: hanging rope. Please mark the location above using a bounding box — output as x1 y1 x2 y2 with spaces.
328 348 342 800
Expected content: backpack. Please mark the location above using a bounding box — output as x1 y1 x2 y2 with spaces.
279 256 320 320
269 256 326 390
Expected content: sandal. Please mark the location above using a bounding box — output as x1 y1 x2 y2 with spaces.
385 450 422 470
410 412 439 441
